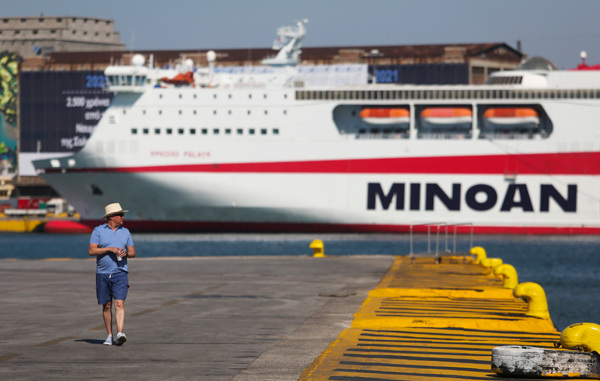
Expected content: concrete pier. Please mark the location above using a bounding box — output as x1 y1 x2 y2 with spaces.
0 255 394 380
301 256 563 380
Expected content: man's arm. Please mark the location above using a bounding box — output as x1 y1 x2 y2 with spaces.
126 245 136 258
89 243 125 257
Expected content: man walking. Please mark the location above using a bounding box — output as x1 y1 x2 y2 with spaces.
88 203 136 346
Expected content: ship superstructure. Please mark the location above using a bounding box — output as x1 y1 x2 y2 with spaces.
34 21 600 233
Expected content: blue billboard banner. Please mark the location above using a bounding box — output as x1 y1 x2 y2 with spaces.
19 71 114 175
369 63 469 85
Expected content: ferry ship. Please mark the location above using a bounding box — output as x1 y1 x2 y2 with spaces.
34 21 600 234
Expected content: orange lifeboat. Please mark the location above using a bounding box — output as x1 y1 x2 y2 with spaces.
483 108 539 129
359 108 410 125
160 71 195 87
420 107 472 129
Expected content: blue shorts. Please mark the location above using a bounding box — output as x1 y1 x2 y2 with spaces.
96 272 129 305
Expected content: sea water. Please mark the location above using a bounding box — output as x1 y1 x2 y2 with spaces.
1 232 599 331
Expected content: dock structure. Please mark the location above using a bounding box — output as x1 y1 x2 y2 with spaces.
1 253 592 380
301 255 564 380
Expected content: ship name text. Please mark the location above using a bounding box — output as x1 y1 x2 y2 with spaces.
150 150 211 158
367 182 577 212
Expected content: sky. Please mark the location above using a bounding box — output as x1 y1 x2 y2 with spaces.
2 0 600 69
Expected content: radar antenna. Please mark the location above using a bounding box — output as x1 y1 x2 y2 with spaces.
262 19 308 66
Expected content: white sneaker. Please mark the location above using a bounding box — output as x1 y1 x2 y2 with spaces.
116 332 127 346
103 335 113 346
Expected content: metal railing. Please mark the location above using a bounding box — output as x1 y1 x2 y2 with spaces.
409 222 474 263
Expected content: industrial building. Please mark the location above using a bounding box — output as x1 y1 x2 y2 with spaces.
0 15 125 57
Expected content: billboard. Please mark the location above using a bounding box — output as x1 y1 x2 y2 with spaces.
19 71 114 175
0 52 21 175
369 63 469 85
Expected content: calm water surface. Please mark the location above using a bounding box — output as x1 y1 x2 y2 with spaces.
1 232 599 331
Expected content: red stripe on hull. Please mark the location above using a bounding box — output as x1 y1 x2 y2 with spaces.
76 220 600 235
47 152 600 175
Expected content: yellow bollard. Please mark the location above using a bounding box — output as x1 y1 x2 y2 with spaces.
470 246 487 264
513 282 549 319
479 258 502 275
309 239 326 257
560 322 600 353
493 264 519 289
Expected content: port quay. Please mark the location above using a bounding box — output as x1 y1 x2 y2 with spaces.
1 247 599 380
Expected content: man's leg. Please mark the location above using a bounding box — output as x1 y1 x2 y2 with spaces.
114 299 125 333
103 301 112 335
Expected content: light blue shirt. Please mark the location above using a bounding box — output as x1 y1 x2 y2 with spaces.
90 223 134 274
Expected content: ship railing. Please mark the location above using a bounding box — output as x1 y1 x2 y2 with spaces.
409 222 474 264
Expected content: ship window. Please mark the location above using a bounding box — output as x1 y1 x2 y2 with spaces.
166 128 172 135
249 129 255 135
143 110 146 115
261 129 267 135
263 94 267 99
248 94 252 99
228 110 232 115
213 129 219 135
123 110 126 115
178 110 182 115
283 110 287 115
143 128 149 135
213 110 217 115
225 128 231 135
247 110 251 115
154 128 160 134
159 94 163 99
272 128 279 135
237 128 243 135
179 94 182 99
284 94 288 99
159 110 162 115
201 128 208 135
264 110 268 115
131 128 137 135
190 128 196 135
178 128 184 135
213 94 217 99
228 94 232 99
193 110 197 115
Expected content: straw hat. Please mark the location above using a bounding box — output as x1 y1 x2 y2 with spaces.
102 203 129 218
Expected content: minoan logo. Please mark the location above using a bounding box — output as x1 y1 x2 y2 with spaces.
367 183 577 212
